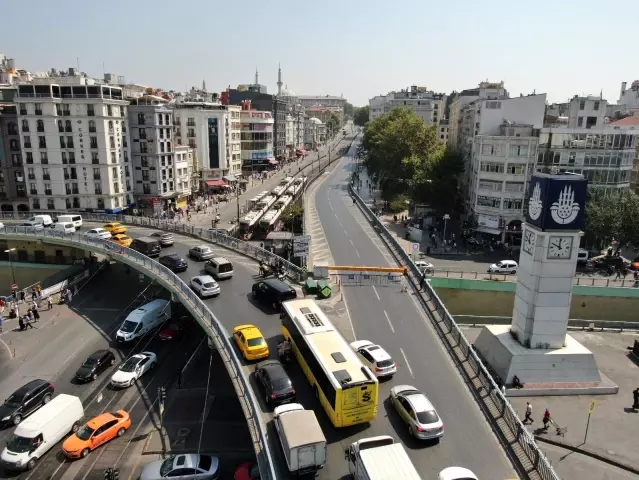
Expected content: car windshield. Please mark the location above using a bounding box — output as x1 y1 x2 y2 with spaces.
83 358 98 367
377 359 394 368
496 262 505 267
203 282 216 288
198 455 212 471
76 424 95 441
160 456 177 477
247 337 265 347
7 435 33 453
119 320 138 333
120 358 139 372
416 409 439 424
4 392 26 406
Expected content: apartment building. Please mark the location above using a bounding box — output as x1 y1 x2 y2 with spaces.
367 86 446 125
128 95 192 215
298 95 346 110
0 86 28 212
15 71 132 213
239 101 274 169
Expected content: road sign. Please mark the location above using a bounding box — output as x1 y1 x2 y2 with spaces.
412 243 420 252
293 235 311 255
11 284 18 291
589 400 597 414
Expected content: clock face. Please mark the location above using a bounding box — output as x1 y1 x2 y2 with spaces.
547 236 574 259
523 230 535 256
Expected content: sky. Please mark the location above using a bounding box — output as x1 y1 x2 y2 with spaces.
3 0 639 107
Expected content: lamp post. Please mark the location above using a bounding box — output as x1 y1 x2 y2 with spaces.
442 214 450 243
4 248 16 288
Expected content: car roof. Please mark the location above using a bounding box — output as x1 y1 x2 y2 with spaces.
87 412 117 429
13 379 48 396
364 344 391 362
193 275 215 282
261 360 286 376
237 325 262 339
261 278 293 291
210 256 231 264
194 244 212 250
162 253 181 259
404 391 435 412
88 349 110 360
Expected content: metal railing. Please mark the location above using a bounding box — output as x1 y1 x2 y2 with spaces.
349 185 561 480
0 226 277 480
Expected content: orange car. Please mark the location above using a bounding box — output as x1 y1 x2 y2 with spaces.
62 410 131 458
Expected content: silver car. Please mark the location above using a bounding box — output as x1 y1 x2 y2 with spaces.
390 385 444 440
150 231 174 247
188 245 215 261
189 275 221 298
139 454 220 480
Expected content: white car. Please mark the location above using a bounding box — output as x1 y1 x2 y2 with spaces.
438 467 478 480
487 260 518 274
84 227 112 240
350 340 396 377
190 275 221 298
110 352 157 388
139 454 220 480
415 260 434 274
390 385 444 440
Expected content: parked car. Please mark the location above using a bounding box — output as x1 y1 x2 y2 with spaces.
159 321 185 341
350 340 396 377
188 245 215 261
190 275 221 298
0 379 54 427
255 360 296 406
390 385 444 441
158 254 188 273
233 325 269 361
139 454 220 480
487 260 518 274
110 352 157 388
150 232 174 247
62 410 131 458
103 222 127 235
251 278 297 310
84 228 111 240
75 349 116 382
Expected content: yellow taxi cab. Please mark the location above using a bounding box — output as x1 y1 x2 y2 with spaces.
109 233 132 248
103 222 127 235
233 324 269 361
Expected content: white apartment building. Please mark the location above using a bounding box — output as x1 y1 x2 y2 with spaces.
15 71 133 213
367 86 446 125
240 104 274 168
618 81 639 111
173 98 242 188
438 120 449 142
128 95 192 215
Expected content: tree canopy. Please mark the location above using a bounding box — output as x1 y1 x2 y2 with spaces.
585 188 639 252
353 106 370 127
361 107 463 212
325 113 341 135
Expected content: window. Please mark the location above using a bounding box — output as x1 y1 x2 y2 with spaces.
165 114 170 125
87 104 95 116
24 136 31 149
506 164 525 175
139 128 147 139
594 101 600 111
143 184 151 194
112 167 118 178
64 167 69 180
35 103 43 115
480 162 504 173
142 170 150 181
107 105 112 116
61 152 68 164
90 137 98 148
40 152 48 164
71 183 79 194
108 120 114 132
62 105 70 116
60 136 66 148
29 183 38 195
44 183 51 195
485 101 501 109
141 156 149 167
187 117 195 126
39 136 46 148
138 113 145 125
68 152 75 163
32 198 40 209
111 151 116 163
477 195 501 208
503 198 523 210
65 120 72 132
160 142 165 153
113 182 120 194
158 114 163 125
167 142 171 151
95 182 102 194
93 168 101 180
92 152 99 164
42 168 50 180
35 120 44 133
120 106 125 117
579 100 585 110
47 199 55 210
110 137 115 148
27 168 35 180
21 119 29 132
89 120 96 133
20 105 28 115
67 135 74 148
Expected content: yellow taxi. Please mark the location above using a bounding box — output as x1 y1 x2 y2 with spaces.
109 233 132 248
233 324 269 361
103 222 127 235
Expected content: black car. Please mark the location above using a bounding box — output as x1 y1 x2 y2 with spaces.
0 379 54 427
255 360 296 406
159 254 188 272
129 237 162 257
251 278 297 310
75 349 116 382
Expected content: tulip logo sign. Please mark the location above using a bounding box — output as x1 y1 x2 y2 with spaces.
528 182 543 221
550 185 580 225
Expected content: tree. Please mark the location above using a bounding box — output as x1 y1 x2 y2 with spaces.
585 189 639 252
344 102 354 118
409 149 465 213
282 203 304 233
325 113 341 136
353 106 370 127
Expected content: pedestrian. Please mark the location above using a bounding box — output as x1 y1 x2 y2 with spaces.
32 302 40 321
24 314 34 329
523 402 533 424
12 290 17 302
20 290 25 303
27 309 34 324
18 316 24 331
31 286 37 301
542 409 551 430
0 314 3 333
633 388 639 410
0 297 5 315
419 271 428 291
66 288 73 303
36 284 41 297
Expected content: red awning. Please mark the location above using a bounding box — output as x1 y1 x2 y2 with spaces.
205 179 227 187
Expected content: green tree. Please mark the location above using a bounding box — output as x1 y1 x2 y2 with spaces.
282 203 304 233
409 149 464 213
325 113 341 136
585 189 639 252
344 102 354 118
353 106 370 127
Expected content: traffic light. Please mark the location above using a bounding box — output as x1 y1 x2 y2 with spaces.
158 386 166 402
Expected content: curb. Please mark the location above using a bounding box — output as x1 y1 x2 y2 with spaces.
534 435 639 475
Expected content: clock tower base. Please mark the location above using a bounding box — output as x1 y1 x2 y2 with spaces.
474 325 617 395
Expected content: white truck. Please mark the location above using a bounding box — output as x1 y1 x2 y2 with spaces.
273 403 327 476
345 435 421 480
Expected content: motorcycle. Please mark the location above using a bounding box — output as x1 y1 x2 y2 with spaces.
278 341 293 365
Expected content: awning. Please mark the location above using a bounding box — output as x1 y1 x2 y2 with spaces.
269 159 279 165
205 179 227 187
223 175 237 182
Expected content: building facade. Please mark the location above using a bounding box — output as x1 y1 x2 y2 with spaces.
15 72 133 213
239 101 274 170
305 106 344 129
298 95 346 110
367 87 446 126
128 95 191 215
0 86 28 212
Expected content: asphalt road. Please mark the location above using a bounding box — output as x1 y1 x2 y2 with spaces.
311 143 517 478
0 269 203 480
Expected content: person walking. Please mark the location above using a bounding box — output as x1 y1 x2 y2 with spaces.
542 409 551 430
31 286 37 301
419 271 428 291
632 388 639 410
36 284 41 297
47 296 53 310
0 297 5 315
32 302 40 322
19 290 25 303
523 402 533 424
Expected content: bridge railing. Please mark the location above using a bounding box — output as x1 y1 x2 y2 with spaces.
0 226 277 480
348 185 561 480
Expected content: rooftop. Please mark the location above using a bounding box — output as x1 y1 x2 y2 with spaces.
610 116 639 126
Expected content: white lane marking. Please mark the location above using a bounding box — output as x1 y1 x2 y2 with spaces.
401 348 414 378
384 310 395 333
342 290 357 341
355 249 361 258
344 230 349 236
349 239 354 245
372 285 380 301
0 336 12 359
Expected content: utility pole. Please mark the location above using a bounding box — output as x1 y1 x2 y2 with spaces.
236 184 241 224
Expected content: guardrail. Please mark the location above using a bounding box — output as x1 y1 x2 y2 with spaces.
349 185 561 480
0 226 277 480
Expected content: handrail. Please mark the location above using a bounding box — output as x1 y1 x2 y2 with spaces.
348 185 561 480
0 226 277 480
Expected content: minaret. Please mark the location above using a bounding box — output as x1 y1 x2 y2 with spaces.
277 63 283 96
255 68 259 86
202 79 206 91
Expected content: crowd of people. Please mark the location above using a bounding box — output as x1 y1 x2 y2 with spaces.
0 283 75 333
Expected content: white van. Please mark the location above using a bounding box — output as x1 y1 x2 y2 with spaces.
116 299 171 344
57 215 83 230
204 257 234 279
1 394 83 471
29 215 53 227
52 222 76 234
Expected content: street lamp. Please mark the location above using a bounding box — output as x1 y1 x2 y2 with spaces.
442 214 450 244
4 248 16 288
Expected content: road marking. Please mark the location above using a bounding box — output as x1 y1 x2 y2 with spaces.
372 285 380 301
344 230 349 236
0 336 12 359
400 348 414 378
384 310 395 333
349 239 354 245
355 249 361 258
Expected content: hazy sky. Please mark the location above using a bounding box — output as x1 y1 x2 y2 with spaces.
3 0 638 107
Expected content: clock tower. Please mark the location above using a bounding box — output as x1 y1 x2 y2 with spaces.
474 174 614 392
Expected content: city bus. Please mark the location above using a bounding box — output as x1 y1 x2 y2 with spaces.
280 299 379 427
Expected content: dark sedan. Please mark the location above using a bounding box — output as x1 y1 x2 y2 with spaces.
255 360 296 406
75 349 116 382
159 254 188 272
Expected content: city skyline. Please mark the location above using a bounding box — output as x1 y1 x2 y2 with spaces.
3 0 639 106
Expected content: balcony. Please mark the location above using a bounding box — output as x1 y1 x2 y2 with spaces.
27 174 36 180
90 143 98 149
89 127 96 133
71 173 77 180
87 110 95 117
35 109 42 116
95 188 103 194
42 174 51 181
24 143 32 149
62 110 71 117
92 158 99 165
187 121 196 127
22 126 29 133
67 141 74 148
37 126 44 133
44 189 52 196
19 109 27 115
187 132 195 138
93 174 101 180
29 190 38 195
65 126 72 133
17 191 27 198
71 188 79 195
39 141 47 149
